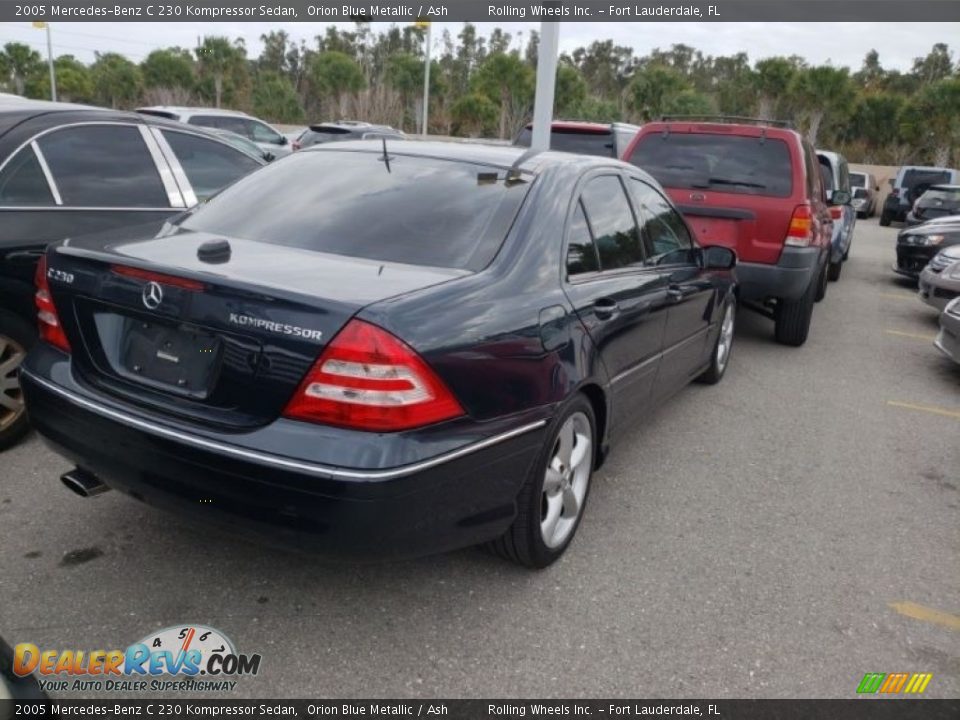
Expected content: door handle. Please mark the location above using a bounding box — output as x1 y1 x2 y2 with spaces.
593 298 620 320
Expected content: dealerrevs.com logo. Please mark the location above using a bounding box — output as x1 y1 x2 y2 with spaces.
13 624 261 693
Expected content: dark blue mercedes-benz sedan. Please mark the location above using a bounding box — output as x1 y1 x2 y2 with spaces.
21 141 737 567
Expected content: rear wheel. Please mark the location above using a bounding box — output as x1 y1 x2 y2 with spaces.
698 298 736 385
828 260 843 281
0 310 35 452
775 268 818 347
487 395 596 568
879 210 892 227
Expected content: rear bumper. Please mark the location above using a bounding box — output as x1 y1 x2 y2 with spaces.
21 351 548 559
734 246 822 302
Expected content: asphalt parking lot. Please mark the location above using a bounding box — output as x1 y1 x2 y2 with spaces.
2 217 958 700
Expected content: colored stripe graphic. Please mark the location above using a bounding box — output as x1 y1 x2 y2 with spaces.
857 672 932 694
857 673 885 694
904 673 933 694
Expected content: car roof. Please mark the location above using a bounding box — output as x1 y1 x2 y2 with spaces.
137 106 249 118
899 165 959 173
638 120 800 141
816 149 844 162
303 139 646 177
522 120 640 133
927 184 960 191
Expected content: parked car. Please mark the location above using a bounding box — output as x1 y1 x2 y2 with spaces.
817 149 856 281
918 245 960 311
0 98 266 450
894 217 960 279
906 184 960 226
849 170 878 218
881 166 960 226
624 117 837 346
210 128 277 162
136 106 292 159
934 296 960 365
513 121 641 159
292 121 405 150
21 141 737 568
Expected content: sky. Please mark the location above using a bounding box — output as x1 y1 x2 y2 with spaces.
0 21 957 71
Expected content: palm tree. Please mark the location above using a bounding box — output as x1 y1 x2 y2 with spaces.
2 43 42 95
789 66 853 146
196 36 242 108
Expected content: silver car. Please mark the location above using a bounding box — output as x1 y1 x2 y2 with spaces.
935 296 960 365
849 170 879 218
817 149 856 281
919 245 960 311
136 106 292 159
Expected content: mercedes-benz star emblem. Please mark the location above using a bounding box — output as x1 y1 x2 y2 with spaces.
142 281 163 310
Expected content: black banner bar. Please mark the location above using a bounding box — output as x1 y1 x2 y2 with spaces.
2 700 960 720
2 0 960 23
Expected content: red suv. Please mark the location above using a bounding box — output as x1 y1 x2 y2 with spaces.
624 118 836 346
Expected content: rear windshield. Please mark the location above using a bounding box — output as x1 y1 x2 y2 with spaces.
921 187 960 204
515 127 615 157
903 170 951 190
630 133 793 197
849 173 866 188
181 151 529 271
300 128 353 147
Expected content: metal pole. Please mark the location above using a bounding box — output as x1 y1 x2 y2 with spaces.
46 24 57 102
421 23 432 137
530 22 560 151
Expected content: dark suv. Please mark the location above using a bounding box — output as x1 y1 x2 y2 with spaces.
624 117 842 346
0 98 265 449
514 121 641 159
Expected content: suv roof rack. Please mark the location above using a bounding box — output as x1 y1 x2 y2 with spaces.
658 115 794 129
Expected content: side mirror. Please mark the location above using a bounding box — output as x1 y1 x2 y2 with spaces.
278 135 288 146
831 189 851 206
263 151 275 162
702 245 736 270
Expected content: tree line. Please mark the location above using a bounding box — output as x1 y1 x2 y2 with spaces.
1 25 958 167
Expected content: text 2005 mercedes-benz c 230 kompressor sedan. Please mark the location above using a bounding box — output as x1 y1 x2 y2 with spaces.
22 142 737 568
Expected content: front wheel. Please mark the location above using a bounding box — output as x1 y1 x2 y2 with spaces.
698 298 736 385
487 395 596 568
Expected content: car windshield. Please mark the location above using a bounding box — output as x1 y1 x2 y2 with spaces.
515 127 615 157
630 133 793 197
181 150 530 271
920 187 960 205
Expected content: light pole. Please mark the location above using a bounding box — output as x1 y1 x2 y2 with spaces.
420 22 432 137
530 23 560 151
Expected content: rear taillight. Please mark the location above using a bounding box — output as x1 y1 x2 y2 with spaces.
830 206 843 220
283 319 464 432
34 255 70 353
785 204 813 247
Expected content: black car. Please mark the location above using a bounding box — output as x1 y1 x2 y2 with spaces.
0 98 266 449
906 184 960 226
894 217 960 279
292 121 405 150
21 141 737 568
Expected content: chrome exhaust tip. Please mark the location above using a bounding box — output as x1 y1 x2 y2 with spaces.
60 468 110 498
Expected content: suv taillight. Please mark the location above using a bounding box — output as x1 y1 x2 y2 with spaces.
34 255 70 353
785 205 813 247
283 319 464 432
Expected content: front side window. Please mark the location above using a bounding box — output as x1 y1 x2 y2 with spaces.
631 180 694 266
0 147 55 206
37 125 168 207
249 121 282 144
162 131 262 202
579 175 643 270
188 115 223 130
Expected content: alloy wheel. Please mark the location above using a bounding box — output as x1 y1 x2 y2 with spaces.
0 334 27 431
716 304 735 373
541 412 592 549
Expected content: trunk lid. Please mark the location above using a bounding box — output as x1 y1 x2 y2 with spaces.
47 227 467 428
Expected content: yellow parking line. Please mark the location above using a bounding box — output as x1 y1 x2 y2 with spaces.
889 602 960 631
884 329 938 341
880 292 916 301
887 401 960 420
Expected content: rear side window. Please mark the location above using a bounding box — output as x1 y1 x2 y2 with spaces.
181 151 530 271
162 131 262 202
631 180 694 265
37 125 168 207
630 133 793 198
566 201 600 276
0 147 54 205
515 127 616 158
579 175 643 270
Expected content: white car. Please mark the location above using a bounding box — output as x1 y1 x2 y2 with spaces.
136 106 292 159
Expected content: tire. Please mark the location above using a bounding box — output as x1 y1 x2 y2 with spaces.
0 309 36 452
487 395 596 568
698 297 736 385
827 260 843 282
879 210 892 227
814 260 828 302
775 268 818 347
